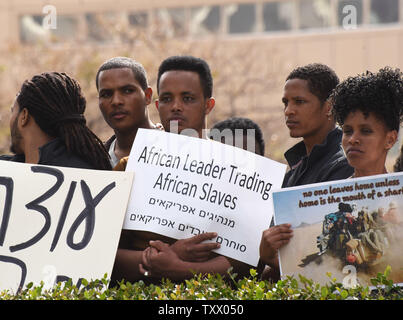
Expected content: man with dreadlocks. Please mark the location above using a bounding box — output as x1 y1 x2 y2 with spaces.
2 72 111 170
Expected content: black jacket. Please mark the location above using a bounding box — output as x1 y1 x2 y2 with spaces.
0 138 95 169
282 128 353 188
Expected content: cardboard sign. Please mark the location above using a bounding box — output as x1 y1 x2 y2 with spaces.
273 172 403 287
0 161 133 293
123 129 286 266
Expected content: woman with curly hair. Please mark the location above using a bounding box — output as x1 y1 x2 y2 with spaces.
331 67 403 177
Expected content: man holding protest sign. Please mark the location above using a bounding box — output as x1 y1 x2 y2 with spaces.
2 72 111 170
96 57 162 168
111 56 258 284
259 63 353 280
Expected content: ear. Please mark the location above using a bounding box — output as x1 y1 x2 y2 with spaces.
19 108 30 127
385 130 398 150
155 100 159 111
144 87 153 105
205 97 215 115
323 100 332 116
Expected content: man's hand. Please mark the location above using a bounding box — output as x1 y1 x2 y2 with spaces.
139 240 184 280
170 232 220 262
259 224 293 266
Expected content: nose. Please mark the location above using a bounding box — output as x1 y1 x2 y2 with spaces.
111 91 123 107
284 103 295 117
348 132 360 145
171 97 183 112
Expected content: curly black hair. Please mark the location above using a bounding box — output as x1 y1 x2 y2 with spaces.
330 67 403 133
210 117 265 155
286 63 340 103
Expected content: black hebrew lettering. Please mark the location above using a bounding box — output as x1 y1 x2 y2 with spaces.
9 166 64 252
0 177 13 246
66 180 115 250
50 181 77 252
0 255 27 293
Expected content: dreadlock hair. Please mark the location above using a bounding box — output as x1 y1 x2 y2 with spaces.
16 72 112 170
330 67 403 132
286 63 340 104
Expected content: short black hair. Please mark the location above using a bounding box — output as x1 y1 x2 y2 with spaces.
157 55 213 98
331 67 403 132
210 117 265 155
286 63 339 104
95 56 148 91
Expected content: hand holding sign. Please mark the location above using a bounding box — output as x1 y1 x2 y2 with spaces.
170 232 220 262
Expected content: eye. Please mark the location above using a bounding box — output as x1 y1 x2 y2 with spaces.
123 87 135 94
361 128 373 135
295 99 305 105
159 96 171 103
343 127 353 135
99 91 112 99
183 96 195 103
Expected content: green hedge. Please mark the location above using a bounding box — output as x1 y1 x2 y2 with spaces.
1 267 402 300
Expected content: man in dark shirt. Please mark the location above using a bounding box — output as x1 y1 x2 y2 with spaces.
259 63 353 280
96 57 161 168
2 72 110 170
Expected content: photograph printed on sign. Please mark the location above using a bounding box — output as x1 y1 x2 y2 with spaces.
123 129 287 266
273 172 403 287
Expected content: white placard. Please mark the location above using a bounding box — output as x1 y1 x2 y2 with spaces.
0 161 134 293
123 129 287 266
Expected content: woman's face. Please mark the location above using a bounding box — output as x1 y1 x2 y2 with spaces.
342 110 397 177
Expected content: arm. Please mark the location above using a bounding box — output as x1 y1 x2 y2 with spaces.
259 224 293 274
140 241 233 281
111 248 147 283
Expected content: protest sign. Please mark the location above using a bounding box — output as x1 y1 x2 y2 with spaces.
273 172 403 287
123 129 286 266
0 161 133 293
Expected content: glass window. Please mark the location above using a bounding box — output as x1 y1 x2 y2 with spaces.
154 8 186 38
190 6 221 36
128 12 148 28
370 0 399 24
263 1 294 32
20 15 78 43
85 13 115 42
299 0 332 30
338 0 363 27
227 4 257 34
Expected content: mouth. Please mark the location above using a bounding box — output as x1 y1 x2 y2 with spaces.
169 116 185 123
346 148 364 156
111 111 128 120
286 120 298 128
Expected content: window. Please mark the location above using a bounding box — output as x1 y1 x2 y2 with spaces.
190 6 221 36
338 0 363 27
227 4 257 34
299 0 332 30
128 12 148 28
263 1 294 32
20 15 78 43
370 0 399 24
154 8 187 38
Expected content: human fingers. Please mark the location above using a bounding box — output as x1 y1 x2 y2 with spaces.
189 232 218 244
139 263 151 277
149 240 169 251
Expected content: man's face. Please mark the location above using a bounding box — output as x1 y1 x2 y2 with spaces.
98 68 151 134
156 70 214 137
9 99 23 154
282 78 329 140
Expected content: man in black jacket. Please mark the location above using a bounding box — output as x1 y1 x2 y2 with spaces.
2 72 110 170
259 63 353 280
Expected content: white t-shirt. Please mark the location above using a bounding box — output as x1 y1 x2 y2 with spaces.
108 138 119 168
